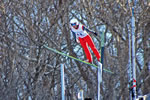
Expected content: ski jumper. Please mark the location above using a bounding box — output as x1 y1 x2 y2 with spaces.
70 24 101 63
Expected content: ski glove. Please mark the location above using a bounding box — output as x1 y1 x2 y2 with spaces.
76 39 80 43
93 32 97 36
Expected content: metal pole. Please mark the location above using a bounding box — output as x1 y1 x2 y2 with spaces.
61 64 65 100
80 90 84 100
131 7 136 100
101 31 105 65
128 26 132 100
97 62 102 100
78 90 84 100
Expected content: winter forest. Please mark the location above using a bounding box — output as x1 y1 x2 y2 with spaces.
0 0 150 100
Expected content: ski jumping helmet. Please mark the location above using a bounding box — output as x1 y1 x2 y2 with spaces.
70 18 79 26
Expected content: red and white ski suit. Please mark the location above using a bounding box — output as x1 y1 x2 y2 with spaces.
70 24 101 63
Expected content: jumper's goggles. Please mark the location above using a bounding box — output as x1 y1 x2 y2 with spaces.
71 23 76 26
